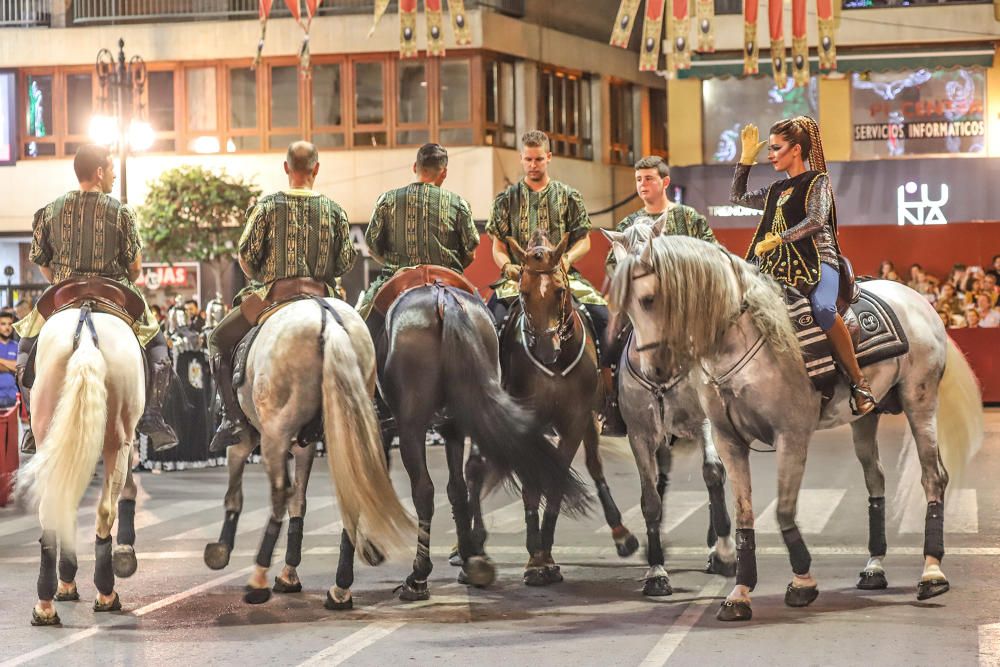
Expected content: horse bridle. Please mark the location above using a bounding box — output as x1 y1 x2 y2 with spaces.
518 262 576 346
627 262 663 353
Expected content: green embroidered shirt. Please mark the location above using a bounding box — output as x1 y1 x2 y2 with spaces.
607 204 718 272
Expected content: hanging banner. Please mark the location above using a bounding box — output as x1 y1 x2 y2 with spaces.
297 0 321 76
369 0 391 37
400 0 419 58
743 0 759 75
769 0 787 88
284 0 300 21
447 0 472 45
696 0 715 53
253 0 273 69
791 0 808 86
671 0 691 70
610 0 642 48
817 0 837 71
425 0 445 56
640 0 665 71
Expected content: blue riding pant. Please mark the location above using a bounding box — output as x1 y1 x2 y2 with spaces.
811 262 840 332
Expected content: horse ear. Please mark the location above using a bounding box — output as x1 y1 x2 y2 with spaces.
506 236 526 263
650 216 665 238
639 238 654 267
611 242 629 266
552 232 571 261
601 229 626 246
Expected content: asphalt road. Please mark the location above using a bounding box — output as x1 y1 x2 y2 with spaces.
1 411 999 666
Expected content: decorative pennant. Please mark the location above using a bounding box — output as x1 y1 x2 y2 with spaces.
252 0 273 70
447 0 472 45
743 0 758 75
369 0 391 37
639 0 665 71
769 0 787 87
671 0 691 70
400 0 419 58
284 0 300 21
816 0 837 70
791 0 808 86
696 0 715 53
425 0 445 55
610 0 642 48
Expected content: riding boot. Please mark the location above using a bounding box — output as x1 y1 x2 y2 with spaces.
137 357 180 451
16 337 36 454
209 353 246 453
599 367 627 436
826 315 876 416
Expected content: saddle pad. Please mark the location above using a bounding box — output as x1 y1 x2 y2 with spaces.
232 324 263 389
786 286 909 391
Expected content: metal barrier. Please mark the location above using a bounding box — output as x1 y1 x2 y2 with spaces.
0 284 47 312
71 0 424 24
0 0 50 26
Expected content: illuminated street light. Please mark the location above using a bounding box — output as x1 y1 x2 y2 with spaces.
94 39 148 204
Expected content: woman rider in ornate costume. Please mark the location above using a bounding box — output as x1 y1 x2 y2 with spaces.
731 115 876 416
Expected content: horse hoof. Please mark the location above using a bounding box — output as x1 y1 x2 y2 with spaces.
716 600 752 622
449 547 462 567
396 577 430 602
324 590 353 611
30 609 61 626
360 544 386 567
784 584 819 608
54 587 80 602
524 567 548 587
857 570 888 590
243 586 272 605
543 565 564 584
706 551 737 578
112 545 138 579
917 578 949 601
462 556 496 588
272 577 303 594
615 533 640 558
642 576 673 597
204 542 232 571
93 593 122 612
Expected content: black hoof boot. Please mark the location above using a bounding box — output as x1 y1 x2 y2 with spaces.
396 575 429 601
543 565 564 584
112 545 138 579
93 593 122 612
784 584 819 608
461 556 496 588
31 608 61 626
243 585 272 605
204 542 232 570
523 567 548 587
716 600 752 622
54 587 80 602
917 578 949 601
325 590 353 611
706 551 737 577
615 533 640 558
272 577 303 594
857 570 888 590
642 576 673 597
448 546 462 567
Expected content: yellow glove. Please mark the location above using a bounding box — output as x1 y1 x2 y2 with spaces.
754 232 782 257
740 124 768 165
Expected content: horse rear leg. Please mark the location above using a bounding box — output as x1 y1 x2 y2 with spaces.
244 436 292 605
114 465 138 579
700 421 735 577
851 412 889 590
274 443 316 594
94 441 132 611
464 444 488 558
585 417 638 558
443 429 495 589
205 433 256 570
397 425 434 601
325 528 356 611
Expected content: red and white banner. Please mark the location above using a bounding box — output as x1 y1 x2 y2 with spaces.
425 0 445 56
743 0 758 75
792 0 809 86
610 0 642 48
671 0 691 70
769 0 787 87
817 0 837 71
696 0 714 53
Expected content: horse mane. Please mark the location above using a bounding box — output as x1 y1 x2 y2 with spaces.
610 236 801 371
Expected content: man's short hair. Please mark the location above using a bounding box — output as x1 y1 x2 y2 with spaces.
634 156 670 179
286 141 319 174
521 130 551 152
0 311 14 321
183 299 199 308
74 144 112 182
415 143 449 173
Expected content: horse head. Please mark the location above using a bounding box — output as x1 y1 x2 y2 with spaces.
507 230 572 365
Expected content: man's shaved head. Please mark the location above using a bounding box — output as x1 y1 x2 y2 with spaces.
286 141 319 174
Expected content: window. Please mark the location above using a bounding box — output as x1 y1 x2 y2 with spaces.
185 66 219 153
63 70 94 156
396 60 429 146
1 71 16 165
649 87 668 158
485 58 516 148
354 59 387 147
310 60 345 148
608 81 635 166
268 64 301 151
538 66 593 159
438 58 473 146
714 0 743 14
227 66 259 152
23 72 55 157
145 69 176 152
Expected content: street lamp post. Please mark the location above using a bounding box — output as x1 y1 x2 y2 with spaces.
94 39 148 204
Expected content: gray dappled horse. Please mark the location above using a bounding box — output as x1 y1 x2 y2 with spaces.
603 221 736 597
610 235 983 621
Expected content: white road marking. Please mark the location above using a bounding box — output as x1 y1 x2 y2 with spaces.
596 492 707 535
978 622 1000 667
166 498 335 541
1 507 95 540
755 489 847 534
639 579 729 666
476 500 526 534
309 494 446 537
296 621 405 667
899 488 978 534
133 498 220 531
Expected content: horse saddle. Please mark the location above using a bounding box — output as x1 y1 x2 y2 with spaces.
785 283 909 392
373 265 478 318
37 276 146 327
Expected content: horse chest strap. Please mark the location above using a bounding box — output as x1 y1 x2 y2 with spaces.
710 334 765 386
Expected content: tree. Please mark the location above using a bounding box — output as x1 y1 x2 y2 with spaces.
139 166 260 301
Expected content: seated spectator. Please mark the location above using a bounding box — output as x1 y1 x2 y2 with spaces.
974 293 1000 328
937 283 961 313
879 260 896 280
886 270 903 283
993 254 1000 274
964 307 981 328
963 276 984 305
947 264 967 293
983 271 999 307
0 311 17 408
13 298 31 323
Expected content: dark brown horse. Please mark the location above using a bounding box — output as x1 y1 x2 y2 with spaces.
497 230 638 586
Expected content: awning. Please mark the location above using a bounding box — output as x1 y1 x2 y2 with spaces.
676 43 996 79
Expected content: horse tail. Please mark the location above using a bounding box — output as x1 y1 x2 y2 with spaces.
19 330 107 547
440 289 590 516
320 309 412 561
935 336 984 490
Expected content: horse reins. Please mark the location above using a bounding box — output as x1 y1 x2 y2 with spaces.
518 262 576 344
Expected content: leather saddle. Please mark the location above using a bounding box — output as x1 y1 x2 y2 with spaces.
241 277 329 326
373 265 478 318
37 276 146 327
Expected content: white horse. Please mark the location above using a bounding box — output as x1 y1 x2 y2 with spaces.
610 235 983 621
19 306 145 625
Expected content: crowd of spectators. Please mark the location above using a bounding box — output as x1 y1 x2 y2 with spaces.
877 255 1000 329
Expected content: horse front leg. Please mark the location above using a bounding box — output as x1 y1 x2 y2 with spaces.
630 433 671 597
851 412 890 590
714 432 756 622
274 442 316 594
773 430 820 610
586 415 639 558
204 432 256 570
700 419 735 577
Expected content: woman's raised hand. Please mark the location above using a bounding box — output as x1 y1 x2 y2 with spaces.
740 124 767 165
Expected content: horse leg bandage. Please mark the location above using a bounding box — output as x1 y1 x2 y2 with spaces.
335 529 355 590
285 517 304 568
924 501 945 561
220 511 240 549
868 497 887 557
117 499 136 546
94 535 115 596
58 548 78 584
646 524 664 566
255 518 283 569
540 512 559 553
735 528 758 590
781 526 812 575
596 480 623 528
37 531 57 601
525 509 541 555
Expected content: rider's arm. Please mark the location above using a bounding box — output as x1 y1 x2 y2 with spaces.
565 234 591 267
457 198 480 269
237 202 267 280
39 265 54 284
330 204 357 277
485 192 513 272
491 236 514 271
127 252 142 282
564 188 592 269
730 164 769 210
364 194 388 266
780 174 831 243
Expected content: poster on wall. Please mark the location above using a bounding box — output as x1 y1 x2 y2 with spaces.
135 262 202 309
0 72 15 166
851 68 986 159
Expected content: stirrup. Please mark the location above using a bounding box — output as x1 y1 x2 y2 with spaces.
849 381 877 416
209 418 244 453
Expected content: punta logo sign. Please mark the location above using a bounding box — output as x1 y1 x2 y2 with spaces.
897 182 948 226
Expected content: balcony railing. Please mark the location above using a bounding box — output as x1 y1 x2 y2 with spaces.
0 0 50 26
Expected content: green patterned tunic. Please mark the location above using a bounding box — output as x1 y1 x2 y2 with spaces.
485 179 604 305
358 182 478 318
237 189 356 301
14 190 160 346
607 204 718 272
